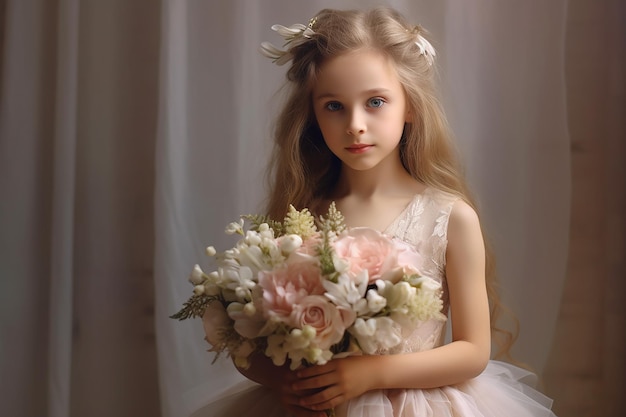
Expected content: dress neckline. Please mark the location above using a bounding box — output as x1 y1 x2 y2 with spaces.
383 187 431 234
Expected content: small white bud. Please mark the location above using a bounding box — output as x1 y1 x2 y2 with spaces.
189 264 205 285
245 232 262 246
193 285 205 295
205 246 216 256
280 234 303 254
302 325 316 339
235 286 249 300
243 302 256 316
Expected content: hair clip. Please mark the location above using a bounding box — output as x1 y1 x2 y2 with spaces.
260 18 317 65
411 26 436 66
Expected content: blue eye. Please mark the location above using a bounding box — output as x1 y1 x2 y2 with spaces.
368 98 384 108
325 102 343 112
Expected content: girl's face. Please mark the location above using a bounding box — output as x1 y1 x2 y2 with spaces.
312 49 409 172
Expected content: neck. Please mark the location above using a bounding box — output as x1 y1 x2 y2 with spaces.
333 154 417 200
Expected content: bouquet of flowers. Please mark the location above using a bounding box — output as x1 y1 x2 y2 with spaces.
171 204 446 370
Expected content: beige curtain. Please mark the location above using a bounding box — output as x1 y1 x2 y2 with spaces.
0 0 623 416
0 1 161 416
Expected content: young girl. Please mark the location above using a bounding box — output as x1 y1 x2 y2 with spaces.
193 7 557 417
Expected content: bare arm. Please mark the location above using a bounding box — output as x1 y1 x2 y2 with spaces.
293 200 492 409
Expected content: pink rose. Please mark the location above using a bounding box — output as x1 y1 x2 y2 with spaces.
290 295 347 349
259 254 324 322
379 239 424 283
202 301 232 348
296 233 323 256
394 238 422 269
333 227 399 282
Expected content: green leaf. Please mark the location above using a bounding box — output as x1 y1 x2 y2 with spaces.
169 294 212 320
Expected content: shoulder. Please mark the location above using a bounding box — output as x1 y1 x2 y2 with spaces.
449 200 480 228
446 199 484 257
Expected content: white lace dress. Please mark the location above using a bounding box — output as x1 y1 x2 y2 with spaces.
191 187 557 417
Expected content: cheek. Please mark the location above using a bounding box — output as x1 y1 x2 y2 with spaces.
317 121 341 148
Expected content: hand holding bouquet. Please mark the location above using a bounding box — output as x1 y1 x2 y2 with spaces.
171 204 446 370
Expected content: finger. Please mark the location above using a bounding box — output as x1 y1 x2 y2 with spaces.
292 375 333 392
285 404 328 417
296 362 335 378
299 385 345 410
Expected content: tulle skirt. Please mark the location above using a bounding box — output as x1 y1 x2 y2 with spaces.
190 360 557 417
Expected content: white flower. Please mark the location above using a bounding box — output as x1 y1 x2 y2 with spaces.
225 219 244 235
410 276 441 293
189 264 205 285
263 239 285 266
305 347 333 367
278 325 334 369
259 227 274 240
366 290 387 314
222 265 256 302
237 245 266 272
243 302 256 316
245 231 262 247
205 246 217 257
265 334 288 366
286 325 315 349
415 34 436 66
323 270 369 316
280 234 303 254
260 23 316 66
271 23 309 38
193 285 205 295
384 281 416 314
332 255 350 274
349 317 402 354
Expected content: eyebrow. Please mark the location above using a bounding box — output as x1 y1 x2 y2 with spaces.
313 88 393 101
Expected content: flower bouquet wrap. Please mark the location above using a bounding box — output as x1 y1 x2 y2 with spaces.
171 204 446 370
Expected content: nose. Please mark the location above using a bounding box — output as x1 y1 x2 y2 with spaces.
346 109 366 136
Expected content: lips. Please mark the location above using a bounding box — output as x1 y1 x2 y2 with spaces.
345 144 373 154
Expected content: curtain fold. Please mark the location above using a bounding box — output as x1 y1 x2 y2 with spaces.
440 0 570 370
0 1 57 416
48 1 80 416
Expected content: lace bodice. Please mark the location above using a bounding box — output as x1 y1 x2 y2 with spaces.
383 187 458 354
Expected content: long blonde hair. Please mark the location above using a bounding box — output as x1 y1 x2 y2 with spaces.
264 7 517 360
